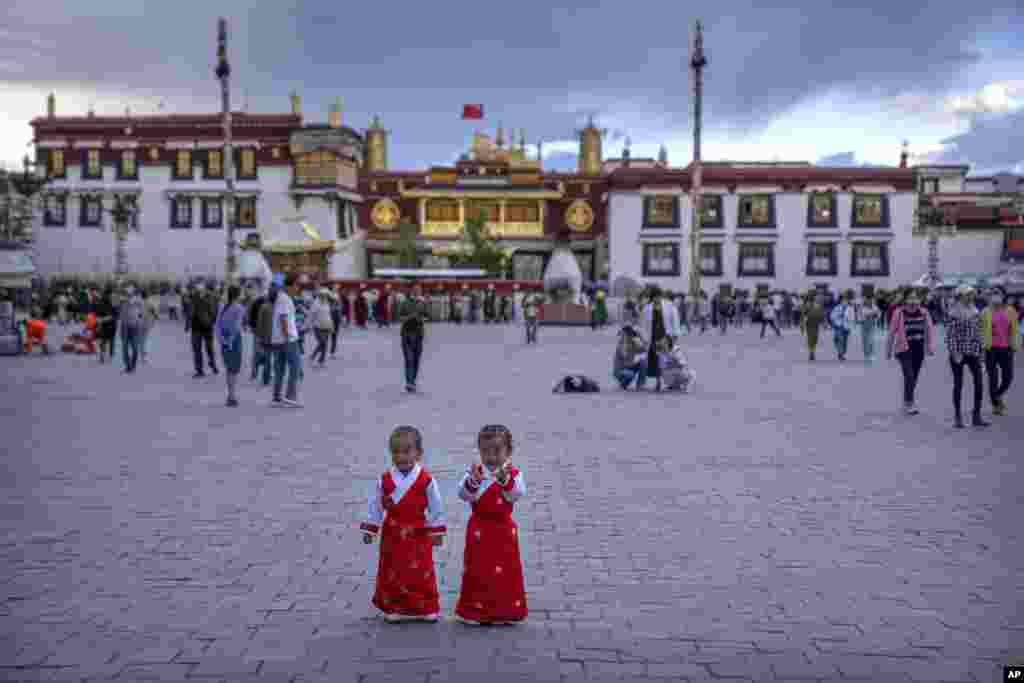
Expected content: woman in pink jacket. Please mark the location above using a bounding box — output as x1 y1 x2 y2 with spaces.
886 289 936 415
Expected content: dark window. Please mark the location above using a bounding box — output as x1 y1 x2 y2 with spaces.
641 243 680 277
237 148 257 179
47 149 66 178
82 149 102 180
699 195 724 228
204 150 224 179
170 197 192 228
118 195 140 231
235 197 257 227
850 242 890 277
737 243 775 277
851 194 890 228
79 196 102 227
642 196 680 228
806 242 838 276
738 195 776 228
807 192 837 227
43 195 67 227
201 198 223 229
173 150 193 180
117 150 138 180
699 243 723 276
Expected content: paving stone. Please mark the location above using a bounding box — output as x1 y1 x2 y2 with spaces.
3 323 1022 682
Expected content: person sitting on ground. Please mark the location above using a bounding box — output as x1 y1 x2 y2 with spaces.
613 324 647 390
22 311 50 355
552 374 601 393
656 338 695 393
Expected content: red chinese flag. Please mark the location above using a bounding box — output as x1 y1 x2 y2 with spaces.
462 104 483 119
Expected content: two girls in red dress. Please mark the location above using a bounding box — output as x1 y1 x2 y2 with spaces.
361 424 527 625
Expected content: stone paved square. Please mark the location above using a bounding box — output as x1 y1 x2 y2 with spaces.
1 319 1022 682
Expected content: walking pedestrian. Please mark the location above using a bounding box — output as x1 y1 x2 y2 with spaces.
830 292 853 360
886 290 936 415
803 292 826 361
759 297 781 338
181 287 192 332
270 274 303 408
119 287 145 373
523 293 540 344
215 285 246 407
139 290 159 364
398 285 429 392
247 290 268 381
676 294 690 335
329 290 342 357
640 287 680 392
360 426 446 623
719 295 735 335
95 290 116 364
945 286 989 428
980 287 1020 416
854 294 880 362
455 424 528 625
591 290 609 330
310 289 334 368
189 283 218 378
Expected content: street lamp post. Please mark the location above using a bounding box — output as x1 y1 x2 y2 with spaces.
688 20 707 301
216 17 238 286
5 154 50 244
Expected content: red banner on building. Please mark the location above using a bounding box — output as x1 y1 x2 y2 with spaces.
462 104 483 120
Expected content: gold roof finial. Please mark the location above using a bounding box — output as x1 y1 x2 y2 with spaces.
496 122 505 148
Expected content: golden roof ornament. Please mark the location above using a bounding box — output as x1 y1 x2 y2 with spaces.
496 123 505 148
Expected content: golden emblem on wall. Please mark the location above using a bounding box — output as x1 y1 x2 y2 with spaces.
565 199 594 232
371 198 401 230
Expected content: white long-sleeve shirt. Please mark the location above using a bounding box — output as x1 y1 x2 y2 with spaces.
458 466 527 506
361 463 445 537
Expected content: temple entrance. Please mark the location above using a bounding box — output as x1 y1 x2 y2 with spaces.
264 249 330 281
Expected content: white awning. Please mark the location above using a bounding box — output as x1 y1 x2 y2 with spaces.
373 268 488 278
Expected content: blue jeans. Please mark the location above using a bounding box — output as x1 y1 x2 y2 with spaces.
272 341 302 401
615 364 644 389
860 321 876 359
121 326 140 371
833 328 850 357
251 339 271 384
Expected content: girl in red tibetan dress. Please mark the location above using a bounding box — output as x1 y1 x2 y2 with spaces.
361 426 446 622
455 424 528 625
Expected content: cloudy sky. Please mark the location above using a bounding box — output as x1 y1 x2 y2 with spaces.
2 0 1022 176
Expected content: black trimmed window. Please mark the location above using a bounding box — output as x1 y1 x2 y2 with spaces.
642 195 680 228
851 194 890 228
204 150 224 179
79 196 102 227
737 243 775 277
237 148 257 179
738 195 776 228
235 197 257 227
82 149 102 180
47 149 66 179
173 150 193 180
806 242 838 276
117 150 138 180
117 195 140 231
850 242 889 277
699 195 724 228
699 242 723 276
43 195 67 227
807 192 837 227
641 243 680 277
170 196 193 228
201 198 223 229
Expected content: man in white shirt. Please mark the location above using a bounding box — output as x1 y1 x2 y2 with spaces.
270 274 303 407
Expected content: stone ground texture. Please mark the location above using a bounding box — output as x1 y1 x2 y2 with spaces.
1 319 1022 682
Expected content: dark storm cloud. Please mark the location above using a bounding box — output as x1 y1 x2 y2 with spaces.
928 110 1024 172
3 0 1019 170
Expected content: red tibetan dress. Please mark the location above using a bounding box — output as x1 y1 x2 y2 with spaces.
360 464 446 617
455 466 528 623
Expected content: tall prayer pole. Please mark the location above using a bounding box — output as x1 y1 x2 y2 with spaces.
688 20 707 300
216 18 237 285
